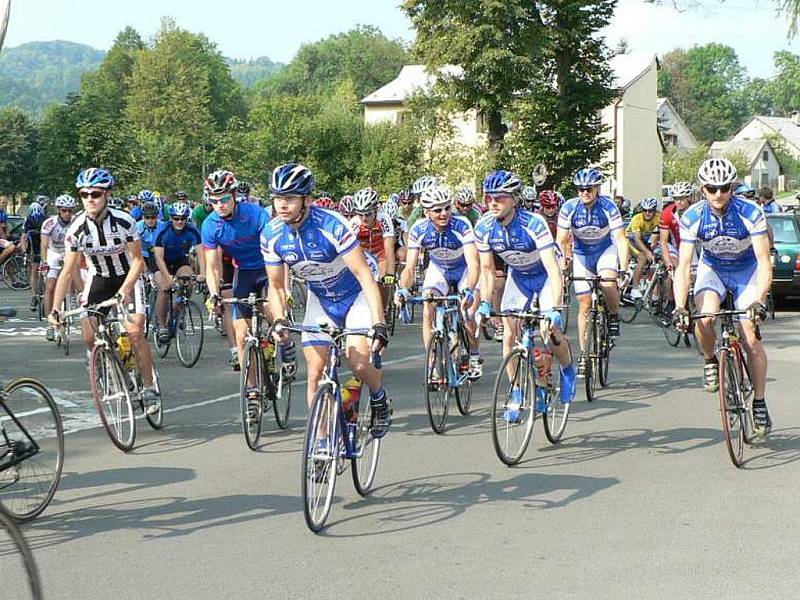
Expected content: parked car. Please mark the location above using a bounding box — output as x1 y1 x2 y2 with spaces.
767 211 800 300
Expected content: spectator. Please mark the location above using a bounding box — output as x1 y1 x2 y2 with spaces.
758 186 781 214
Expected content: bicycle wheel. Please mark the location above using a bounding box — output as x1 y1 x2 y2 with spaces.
0 507 44 599
767 292 776 320
455 324 473 416
35 280 44 322
176 301 204 368
240 342 263 451
270 345 292 430
584 315 597 402
351 382 381 496
491 349 536 466
59 297 71 356
152 311 171 358
90 345 136 452
562 287 572 334
661 309 682 347
290 278 307 324
618 293 640 324
598 312 610 388
301 383 339 533
144 366 164 430
718 348 745 467
0 379 64 522
424 335 449 434
2 255 29 290
543 370 570 444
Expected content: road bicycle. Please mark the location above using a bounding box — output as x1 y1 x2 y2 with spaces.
561 262 573 334
0 504 44 599
572 276 616 402
152 275 205 368
381 278 399 336
288 272 307 324
488 309 570 465
0 370 63 522
60 297 164 452
619 260 682 347
405 293 473 434
31 269 45 322
1 247 31 290
692 295 761 468
220 294 292 450
276 322 381 533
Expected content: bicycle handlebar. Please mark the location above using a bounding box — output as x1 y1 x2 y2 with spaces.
221 296 268 307
271 322 382 368
406 294 462 305
690 309 762 341
58 295 129 322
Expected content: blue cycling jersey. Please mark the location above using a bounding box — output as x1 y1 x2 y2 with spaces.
407 215 474 275
130 206 143 222
762 201 781 215
201 202 269 270
557 195 624 255
135 220 163 258
0 208 7 225
679 196 767 271
262 206 360 303
474 208 554 277
154 222 201 264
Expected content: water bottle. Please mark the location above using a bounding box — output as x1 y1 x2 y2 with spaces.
341 378 361 423
116 333 133 369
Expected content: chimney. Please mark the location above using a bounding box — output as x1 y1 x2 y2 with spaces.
793 111 800 126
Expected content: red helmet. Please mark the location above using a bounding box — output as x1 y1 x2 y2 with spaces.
314 197 335 210
538 190 560 210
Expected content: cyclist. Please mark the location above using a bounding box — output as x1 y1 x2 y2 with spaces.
673 158 773 434
538 190 561 238
350 187 396 283
135 202 164 274
153 201 206 344
174 190 190 207
406 176 440 228
382 196 408 264
201 169 288 373
757 186 782 214
49 168 158 412
41 194 80 342
264 163 392 438
556 168 627 376
397 189 415 223
520 185 539 212
338 194 354 218
735 183 756 201
453 187 482 225
19 201 46 311
475 170 577 420
659 182 696 304
396 185 483 377
128 195 143 221
626 196 661 300
191 191 215 229
235 180 257 205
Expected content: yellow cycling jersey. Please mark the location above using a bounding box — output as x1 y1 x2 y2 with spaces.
626 212 660 236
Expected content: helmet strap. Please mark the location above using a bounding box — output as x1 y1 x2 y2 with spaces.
287 197 308 226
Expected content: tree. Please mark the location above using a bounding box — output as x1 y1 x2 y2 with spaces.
0 107 38 197
36 99 82 195
770 51 800 115
645 1 800 38
80 27 144 118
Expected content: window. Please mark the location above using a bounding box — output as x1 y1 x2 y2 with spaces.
769 216 800 244
763 150 769 162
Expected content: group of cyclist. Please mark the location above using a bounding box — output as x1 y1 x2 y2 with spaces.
0 151 763 446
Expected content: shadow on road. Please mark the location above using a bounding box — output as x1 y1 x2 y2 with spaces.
742 427 800 470
319 470 619 538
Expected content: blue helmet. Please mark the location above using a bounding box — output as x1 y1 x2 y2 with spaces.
138 190 156 203
76 168 115 190
271 163 315 196
483 170 522 195
28 202 46 223
169 201 191 219
735 183 756 198
572 168 605 187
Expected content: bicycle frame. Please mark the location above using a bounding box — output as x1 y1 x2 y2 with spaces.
410 294 470 389
0 397 41 474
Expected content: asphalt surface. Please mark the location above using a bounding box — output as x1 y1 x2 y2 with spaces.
1 287 800 599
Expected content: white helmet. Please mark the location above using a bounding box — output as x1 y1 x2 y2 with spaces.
455 187 475 205
420 185 452 210
410 176 440 196
55 194 77 209
698 158 737 187
352 187 380 214
640 196 659 211
383 199 400 220
670 181 693 198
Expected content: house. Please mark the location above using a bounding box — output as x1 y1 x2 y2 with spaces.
656 98 699 151
732 114 800 160
361 52 663 201
708 139 784 191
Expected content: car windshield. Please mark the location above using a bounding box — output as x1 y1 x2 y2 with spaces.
770 215 800 244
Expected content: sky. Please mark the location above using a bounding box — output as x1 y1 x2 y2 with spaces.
3 0 799 79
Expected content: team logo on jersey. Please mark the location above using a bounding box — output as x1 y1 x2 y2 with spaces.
283 252 299 263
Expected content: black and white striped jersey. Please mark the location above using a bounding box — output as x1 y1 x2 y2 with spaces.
65 208 140 277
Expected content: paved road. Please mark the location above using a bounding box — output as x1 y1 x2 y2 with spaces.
1 287 799 599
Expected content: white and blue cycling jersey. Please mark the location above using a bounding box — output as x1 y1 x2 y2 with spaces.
407 215 474 278
557 195 624 256
762 201 781 215
679 196 767 272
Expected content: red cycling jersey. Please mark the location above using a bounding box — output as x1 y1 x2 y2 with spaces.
658 203 681 246
351 212 394 258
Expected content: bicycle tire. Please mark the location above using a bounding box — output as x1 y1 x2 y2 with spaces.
491 349 536 466
584 314 597 401
90 346 136 452
0 506 44 599
271 346 292 430
240 342 264 451
35 281 44 322
153 315 171 358
455 323 473 416
543 369 570 444
0 378 64 522
176 300 204 368
562 288 572 334
144 366 164 430
351 382 381 496
618 294 640 324
302 383 339 533
718 348 745 467
2 255 29 290
424 335 449 434
598 312 610 388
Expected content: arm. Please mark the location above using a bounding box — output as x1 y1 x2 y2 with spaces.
464 243 480 290
383 235 396 276
555 228 569 270
478 250 496 308
540 246 563 309
399 247 419 290
267 263 288 321
204 248 222 298
613 228 629 274
343 247 384 325
50 250 80 321
658 227 671 263
196 244 206 279
117 241 145 298
673 241 695 310
752 233 773 303
40 232 50 267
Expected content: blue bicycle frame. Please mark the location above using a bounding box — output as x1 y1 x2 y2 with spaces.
409 294 470 389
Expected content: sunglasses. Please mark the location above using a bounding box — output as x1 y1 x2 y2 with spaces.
208 194 233 205
144 215 157 220
577 186 595 193
644 209 656 213
171 217 187 222
430 205 451 214
705 184 731 194
79 190 105 199
484 193 513 202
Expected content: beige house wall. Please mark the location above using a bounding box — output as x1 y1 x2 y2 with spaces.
364 103 404 125
734 120 800 160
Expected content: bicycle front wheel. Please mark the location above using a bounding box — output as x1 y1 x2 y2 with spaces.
598 312 610 388
271 346 292 430
718 349 745 467
491 349 535 466
90 346 136 452
0 506 44 599
145 366 164 430
351 382 381 496
302 384 339 533
543 372 570 444
176 301 204 368
584 315 597 402
455 323 473 415
2 255 29 290
0 379 64 522
425 335 449 434
240 342 264 451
